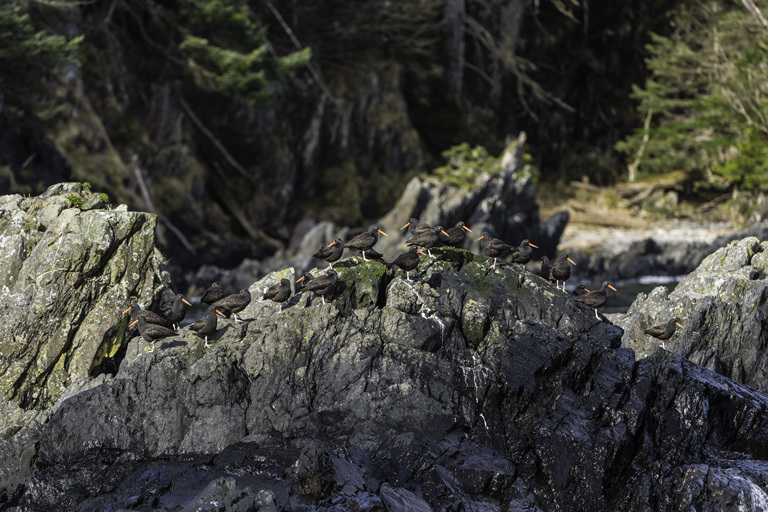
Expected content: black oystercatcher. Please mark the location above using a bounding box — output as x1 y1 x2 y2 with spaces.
401 218 433 237
645 317 683 349
572 284 590 297
188 306 228 348
313 238 344 268
440 221 472 247
263 278 292 305
510 239 539 266
391 246 426 281
124 303 173 329
574 281 617 319
539 256 553 281
200 282 226 305
214 289 251 323
164 294 192 331
296 272 314 292
550 253 576 291
303 269 338 304
129 315 177 352
475 232 515 269
345 226 388 261
406 226 450 257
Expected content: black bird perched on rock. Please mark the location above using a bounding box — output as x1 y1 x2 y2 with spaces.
645 317 683 349
572 284 590 297
539 256 553 281
200 282 226 305
295 272 314 292
574 281 617 319
391 246 426 281
406 225 450 257
510 239 539 266
345 226 388 261
440 221 472 247
188 306 229 348
214 289 251 323
303 269 338 304
475 232 515 269
263 278 292 305
129 315 177 353
401 218 433 237
313 238 344 268
124 303 173 329
164 294 192 331
550 253 576 291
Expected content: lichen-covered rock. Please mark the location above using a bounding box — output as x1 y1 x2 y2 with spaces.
615 237 768 391
0 183 169 410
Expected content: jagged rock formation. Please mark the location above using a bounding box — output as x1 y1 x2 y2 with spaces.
0 184 170 410
3 238 768 510
615 237 768 394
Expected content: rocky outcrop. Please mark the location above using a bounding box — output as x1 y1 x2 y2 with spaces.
615 237 768 394
4 240 768 510
0 183 170 410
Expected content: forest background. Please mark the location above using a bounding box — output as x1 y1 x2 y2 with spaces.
2 0 767 274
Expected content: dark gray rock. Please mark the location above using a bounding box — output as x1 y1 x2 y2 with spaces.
4 245 768 510
615 237 768 394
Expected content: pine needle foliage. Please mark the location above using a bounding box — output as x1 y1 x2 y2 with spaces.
0 4 82 126
617 0 768 191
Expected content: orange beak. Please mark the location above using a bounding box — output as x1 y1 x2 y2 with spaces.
296 276 306 283
417 248 426 256
129 319 139 328
401 221 411 230
528 242 539 248
567 257 576 266
675 322 683 328
440 229 450 237
378 228 388 237
215 308 227 318
182 298 192 306
608 284 617 291
327 241 337 247
122 306 132 314
462 225 472 232
475 235 485 242
584 287 591 293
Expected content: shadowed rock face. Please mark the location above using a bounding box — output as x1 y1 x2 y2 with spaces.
3 243 768 511
616 237 768 392
0 184 170 410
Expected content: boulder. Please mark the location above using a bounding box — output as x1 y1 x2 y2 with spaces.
4 240 768 510
614 237 768 392
0 184 170 411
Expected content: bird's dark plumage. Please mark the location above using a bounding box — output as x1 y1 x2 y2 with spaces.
540 256 553 281
263 278 292 304
510 239 539 265
476 232 514 268
440 222 472 247
214 289 251 322
164 294 192 330
406 226 449 256
201 282 226 305
345 226 388 260
391 246 425 280
313 238 344 268
124 303 172 329
645 317 683 348
188 306 228 348
130 315 177 352
550 253 576 290
401 218 433 237
574 281 617 319
296 272 314 292
303 269 338 304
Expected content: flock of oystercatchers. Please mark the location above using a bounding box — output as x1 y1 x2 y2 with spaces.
123 219 681 352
